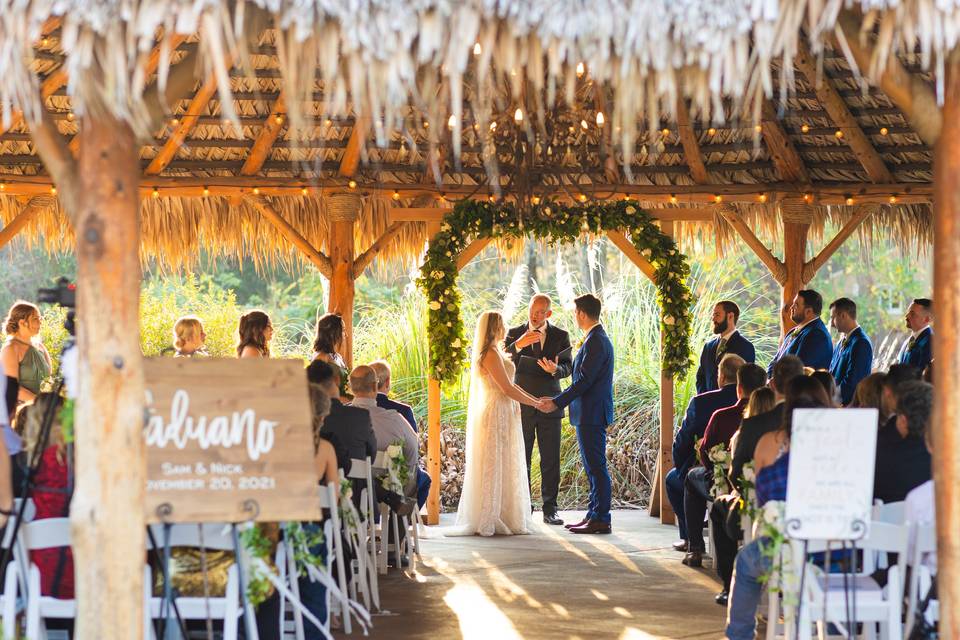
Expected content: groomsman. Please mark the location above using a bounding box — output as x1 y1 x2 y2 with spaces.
767 289 833 376
899 298 933 373
695 300 756 393
828 298 874 405
505 295 573 525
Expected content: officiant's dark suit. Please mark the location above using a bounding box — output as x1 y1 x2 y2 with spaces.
505 321 573 517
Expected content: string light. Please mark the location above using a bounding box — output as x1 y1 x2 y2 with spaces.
152 187 159 198
489 195 496 203
301 187 308 196
473 42 482 56
514 108 523 123
714 195 723 204
758 193 768 203
170 118 179 127
66 112 74 122
889 195 898 204
754 124 762 133
447 114 457 130
423 120 429 128
324 118 332 126
439 193 447 202
580 119 589 130
707 127 717 136
203 186 210 196
0 183 6 191
392 190 400 201
845 195 855 205
595 112 605 127
579 194 587 203
252 187 260 195
489 122 497 132
348 180 357 189
835 129 844 139
274 115 284 125
661 128 671 137
50 186 56 195
669 194 678 204
531 196 541 205
576 62 586 78
880 127 889 136
803 193 813 204
800 124 810 134
41 37 49 47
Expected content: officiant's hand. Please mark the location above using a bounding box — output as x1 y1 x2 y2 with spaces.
537 397 557 413
514 330 541 349
537 356 558 375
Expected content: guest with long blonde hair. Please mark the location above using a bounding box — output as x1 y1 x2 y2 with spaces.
237 310 273 358
173 315 208 357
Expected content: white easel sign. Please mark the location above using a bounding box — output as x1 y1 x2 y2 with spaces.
785 408 878 540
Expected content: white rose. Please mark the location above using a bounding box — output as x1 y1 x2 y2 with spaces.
742 466 755 482
625 205 636 214
663 316 675 325
641 248 652 258
452 339 462 348
429 301 442 310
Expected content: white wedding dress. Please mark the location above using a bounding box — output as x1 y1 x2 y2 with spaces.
447 350 534 537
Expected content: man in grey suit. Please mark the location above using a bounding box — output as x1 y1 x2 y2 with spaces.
505 295 573 525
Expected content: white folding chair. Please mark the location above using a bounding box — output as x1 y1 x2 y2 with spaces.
144 523 242 640
871 500 906 525
905 522 938 636
790 521 909 640
1 499 36 640
346 457 379 609
277 519 337 640
371 452 415 574
9 517 75 640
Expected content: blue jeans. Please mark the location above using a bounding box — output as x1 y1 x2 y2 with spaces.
575 424 611 524
665 468 687 539
726 538 772 640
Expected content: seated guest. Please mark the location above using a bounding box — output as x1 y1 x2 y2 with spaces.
348 366 419 498
725 378 831 640
19 393 73 598
828 298 873 405
766 290 832 376
730 355 804 488
312 313 349 397
810 370 839 406
850 372 888 422
905 424 936 573
369 360 432 509
681 363 766 567
874 380 932 503
667 354 744 550
880 364 922 429
695 301 756 393
307 360 376 467
236 310 273 358
172 315 208 357
899 298 933 372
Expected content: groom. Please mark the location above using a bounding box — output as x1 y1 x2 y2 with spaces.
538 294 615 534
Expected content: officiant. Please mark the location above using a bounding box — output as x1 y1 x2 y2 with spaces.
505 294 573 525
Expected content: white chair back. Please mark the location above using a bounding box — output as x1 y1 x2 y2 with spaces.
21 518 71 552
905 522 938 635
146 523 235 551
871 500 906 525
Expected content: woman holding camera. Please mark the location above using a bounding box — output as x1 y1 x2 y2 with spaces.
2 301 52 404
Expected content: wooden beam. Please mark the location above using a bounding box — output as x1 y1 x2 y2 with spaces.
760 100 811 184
244 195 332 277
658 220 676 526
780 217 811 336
326 196 360 366
27 106 81 219
240 93 286 176
932 52 960 638
387 207 717 224
836 12 941 146
338 116 370 178
802 205 876 281
794 42 894 183
352 221 406 278
426 377 441 525
144 73 221 175
455 238 492 270
606 230 657 282
717 206 786 283
675 99 709 184
0 197 48 249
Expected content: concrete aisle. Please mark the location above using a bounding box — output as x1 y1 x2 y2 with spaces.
343 510 728 640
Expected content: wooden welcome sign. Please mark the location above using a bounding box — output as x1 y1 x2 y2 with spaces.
143 357 321 523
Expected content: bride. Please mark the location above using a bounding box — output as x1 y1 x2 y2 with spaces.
448 311 540 536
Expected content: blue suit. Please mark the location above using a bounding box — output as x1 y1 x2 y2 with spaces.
665 383 739 539
695 331 756 393
767 317 833 376
899 326 933 373
829 326 874 405
553 325 615 524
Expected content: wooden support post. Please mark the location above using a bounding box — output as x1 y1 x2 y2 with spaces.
327 193 360 368
0 196 48 249
71 115 145 637
455 238 492 270
932 49 960 639
426 377 441 525
658 221 675 525
779 203 812 336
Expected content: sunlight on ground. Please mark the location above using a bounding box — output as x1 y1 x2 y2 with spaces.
443 582 525 640
574 533 645 575
618 628 663 639
536 522 597 565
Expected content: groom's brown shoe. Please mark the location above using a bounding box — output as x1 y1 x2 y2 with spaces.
564 517 590 530
569 520 612 535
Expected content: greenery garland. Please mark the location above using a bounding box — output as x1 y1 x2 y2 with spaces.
417 199 694 385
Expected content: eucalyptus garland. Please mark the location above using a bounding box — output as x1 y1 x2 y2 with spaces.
417 199 694 385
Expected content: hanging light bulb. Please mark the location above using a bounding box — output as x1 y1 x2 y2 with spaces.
880 127 889 136
301 187 308 196
348 180 357 189
579 194 588 203
252 187 260 195
661 128 671 137
800 123 810 134
758 193 768 203
393 190 400 201
669 194 678 205
50 186 57 195
595 111 605 127
845 195 855 205
203 186 210 197
580 119 589 130
803 193 813 204
274 114 284 125
835 129 844 139
707 127 717 136
473 42 482 56
888 195 898 204
447 114 457 130
531 196 541 205
714 195 723 204
576 62 586 78
152 187 159 198
489 121 497 132
514 108 523 123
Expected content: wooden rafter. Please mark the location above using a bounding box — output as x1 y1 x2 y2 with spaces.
387 207 717 224
145 73 221 176
802 205 877 281
836 12 941 146
794 42 894 183
240 93 286 176
760 100 811 184
456 238 492 270
606 231 657 282
675 99 709 184
338 116 370 177
244 195 332 277
718 205 787 283
0 196 48 249
352 221 407 278
0 21 70 137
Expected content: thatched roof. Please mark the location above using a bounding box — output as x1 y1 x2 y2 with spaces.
0 1 950 268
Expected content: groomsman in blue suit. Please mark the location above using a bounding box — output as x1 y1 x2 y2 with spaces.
899 298 933 373
695 300 756 393
766 289 833 376
828 298 874 405
539 294 615 535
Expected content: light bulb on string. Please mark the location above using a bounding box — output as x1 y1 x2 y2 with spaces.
596 112 605 127
473 42 482 56
576 62 586 78
514 108 523 123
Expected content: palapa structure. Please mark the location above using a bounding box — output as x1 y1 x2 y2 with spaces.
0 1 957 636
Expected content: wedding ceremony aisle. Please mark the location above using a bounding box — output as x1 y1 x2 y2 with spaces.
348 511 725 640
